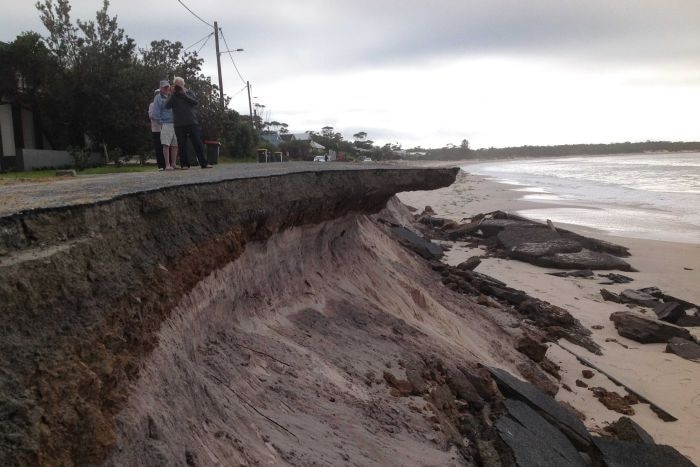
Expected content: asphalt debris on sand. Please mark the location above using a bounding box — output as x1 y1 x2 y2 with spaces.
490 368 692 467
590 387 638 416
666 337 700 363
419 210 635 271
604 416 656 444
428 259 602 355
496 399 586 467
600 286 700 347
390 226 444 260
592 437 695 467
609 311 694 344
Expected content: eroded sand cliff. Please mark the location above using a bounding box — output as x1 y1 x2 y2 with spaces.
1 168 464 465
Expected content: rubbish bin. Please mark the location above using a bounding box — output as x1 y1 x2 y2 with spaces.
204 140 221 165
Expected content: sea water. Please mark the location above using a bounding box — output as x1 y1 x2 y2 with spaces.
466 153 700 243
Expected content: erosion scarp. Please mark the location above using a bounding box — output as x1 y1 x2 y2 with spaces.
0 168 457 465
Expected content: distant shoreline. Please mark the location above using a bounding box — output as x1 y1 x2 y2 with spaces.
393 151 700 171
415 141 700 162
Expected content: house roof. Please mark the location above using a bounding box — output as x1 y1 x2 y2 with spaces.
260 133 282 145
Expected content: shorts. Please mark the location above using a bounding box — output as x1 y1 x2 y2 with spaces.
160 123 178 146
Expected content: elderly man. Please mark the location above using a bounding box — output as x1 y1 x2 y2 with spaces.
152 79 178 170
166 76 211 169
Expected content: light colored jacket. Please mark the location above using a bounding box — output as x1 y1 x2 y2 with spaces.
152 93 174 124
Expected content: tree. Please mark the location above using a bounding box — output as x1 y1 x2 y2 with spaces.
353 131 367 142
321 126 334 137
35 0 79 67
23 0 257 162
33 0 147 153
461 139 470 150
279 139 312 160
219 109 255 159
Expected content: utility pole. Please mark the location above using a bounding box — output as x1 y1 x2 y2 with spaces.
213 21 224 109
247 81 254 131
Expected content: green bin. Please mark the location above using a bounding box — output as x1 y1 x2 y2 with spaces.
204 140 220 164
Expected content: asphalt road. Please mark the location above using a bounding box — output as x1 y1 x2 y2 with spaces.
0 162 427 218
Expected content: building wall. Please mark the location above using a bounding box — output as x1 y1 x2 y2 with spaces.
0 104 15 157
19 149 105 171
21 109 35 150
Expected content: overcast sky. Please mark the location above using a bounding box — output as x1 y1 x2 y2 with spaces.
3 1 700 148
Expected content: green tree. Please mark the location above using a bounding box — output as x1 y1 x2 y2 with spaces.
35 0 79 67
220 109 255 159
353 131 367 142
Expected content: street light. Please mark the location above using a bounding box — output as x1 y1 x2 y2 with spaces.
219 48 244 54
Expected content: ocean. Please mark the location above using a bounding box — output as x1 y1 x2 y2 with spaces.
465 153 700 244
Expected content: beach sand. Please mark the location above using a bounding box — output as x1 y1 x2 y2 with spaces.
399 169 700 464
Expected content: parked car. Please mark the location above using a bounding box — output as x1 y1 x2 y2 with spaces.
359 156 373 162
313 155 327 162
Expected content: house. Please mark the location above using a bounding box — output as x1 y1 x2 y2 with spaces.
279 133 296 143
259 132 283 146
0 97 58 171
0 44 102 171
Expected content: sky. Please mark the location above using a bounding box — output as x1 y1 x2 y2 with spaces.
2 0 700 149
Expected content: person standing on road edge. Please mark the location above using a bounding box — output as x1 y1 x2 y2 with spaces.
166 76 211 169
153 80 178 170
148 88 165 170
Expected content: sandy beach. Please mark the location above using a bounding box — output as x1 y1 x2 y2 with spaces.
399 169 700 464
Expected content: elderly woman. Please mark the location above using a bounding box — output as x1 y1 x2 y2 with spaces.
147 88 165 170
165 76 211 169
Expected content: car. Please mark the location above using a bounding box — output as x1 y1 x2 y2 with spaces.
313 155 327 162
359 156 373 162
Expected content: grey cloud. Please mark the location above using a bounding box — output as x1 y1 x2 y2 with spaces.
5 1 700 74
223 0 700 74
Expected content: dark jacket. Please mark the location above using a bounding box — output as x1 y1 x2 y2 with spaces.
165 89 199 127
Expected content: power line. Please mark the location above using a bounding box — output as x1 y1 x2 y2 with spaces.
176 0 213 28
196 33 213 55
219 28 247 85
184 32 213 51
183 32 214 52
229 84 249 99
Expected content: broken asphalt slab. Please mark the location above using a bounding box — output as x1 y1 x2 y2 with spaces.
666 337 700 363
390 226 444 260
592 437 695 467
487 367 591 448
609 312 694 344
496 399 586 467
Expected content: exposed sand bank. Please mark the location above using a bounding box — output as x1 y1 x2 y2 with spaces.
399 171 700 463
108 202 532 465
0 167 460 465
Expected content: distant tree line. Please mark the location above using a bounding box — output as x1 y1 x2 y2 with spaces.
422 140 700 161
257 124 400 162
0 0 256 162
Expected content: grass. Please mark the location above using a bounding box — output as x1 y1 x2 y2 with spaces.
0 164 158 184
0 158 262 185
